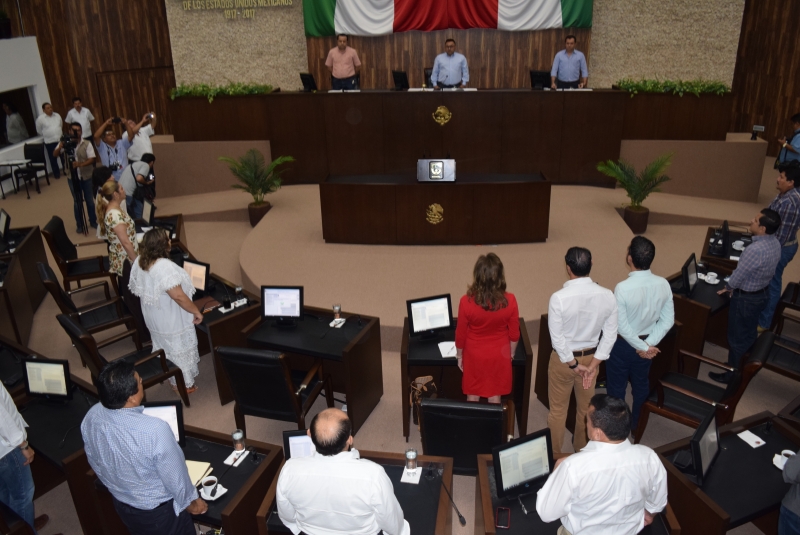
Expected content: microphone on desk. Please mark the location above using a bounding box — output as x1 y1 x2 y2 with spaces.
440 478 467 526
220 281 233 309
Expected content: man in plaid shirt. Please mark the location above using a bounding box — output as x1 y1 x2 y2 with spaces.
759 164 800 331
710 209 781 384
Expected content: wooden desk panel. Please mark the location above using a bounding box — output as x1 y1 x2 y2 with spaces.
396 183 474 244
382 93 444 174
440 92 503 173
500 92 563 180
472 181 551 244
0 255 32 345
266 95 329 184
324 93 385 175
319 183 397 244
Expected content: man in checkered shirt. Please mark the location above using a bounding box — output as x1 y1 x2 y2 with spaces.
709 209 781 384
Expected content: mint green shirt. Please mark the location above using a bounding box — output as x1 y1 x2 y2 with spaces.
613 270 674 352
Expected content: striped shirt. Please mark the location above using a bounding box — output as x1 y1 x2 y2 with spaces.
81 404 198 516
726 234 781 292
769 188 800 245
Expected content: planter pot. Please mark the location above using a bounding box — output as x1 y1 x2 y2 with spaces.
623 206 649 234
0 19 11 39
248 201 271 227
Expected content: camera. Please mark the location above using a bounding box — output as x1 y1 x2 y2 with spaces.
109 162 122 171
111 117 122 124
59 133 77 152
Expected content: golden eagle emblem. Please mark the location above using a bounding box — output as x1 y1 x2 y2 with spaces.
432 106 452 126
426 203 444 224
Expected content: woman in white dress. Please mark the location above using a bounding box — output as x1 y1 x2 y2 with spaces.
128 228 203 393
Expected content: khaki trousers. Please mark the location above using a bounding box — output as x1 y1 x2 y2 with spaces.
547 350 596 454
557 526 572 535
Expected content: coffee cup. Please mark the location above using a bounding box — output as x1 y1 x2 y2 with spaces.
201 476 218 499
706 272 718 284
782 449 796 459
733 240 745 249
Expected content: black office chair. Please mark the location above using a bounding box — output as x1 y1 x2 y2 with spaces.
424 67 433 88
14 143 50 198
217 347 334 437
419 398 514 475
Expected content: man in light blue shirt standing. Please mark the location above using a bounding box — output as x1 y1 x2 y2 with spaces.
550 35 588 90
778 113 800 165
607 237 674 434
432 39 469 89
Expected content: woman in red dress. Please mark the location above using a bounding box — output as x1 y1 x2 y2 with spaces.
456 253 520 403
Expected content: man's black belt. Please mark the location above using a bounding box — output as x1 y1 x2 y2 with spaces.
438 82 461 88
572 347 597 357
733 287 767 295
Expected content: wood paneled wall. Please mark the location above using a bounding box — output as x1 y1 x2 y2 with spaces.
7 0 175 135
306 28 592 90
730 0 800 157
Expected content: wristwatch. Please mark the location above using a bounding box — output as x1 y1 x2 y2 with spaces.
19 441 29 451
568 360 579 369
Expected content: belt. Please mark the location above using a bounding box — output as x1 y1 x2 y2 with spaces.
784 239 798 247
572 347 597 357
733 287 767 295
438 82 462 88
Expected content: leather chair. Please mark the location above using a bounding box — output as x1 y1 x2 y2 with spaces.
37 262 141 351
419 398 514 475
216 346 334 437
634 331 774 444
12 143 50 198
12 167 39 199
764 292 800 382
56 314 190 407
424 67 433 88
41 215 118 293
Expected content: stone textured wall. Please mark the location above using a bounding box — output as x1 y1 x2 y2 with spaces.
589 0 745 88
164 0 308 91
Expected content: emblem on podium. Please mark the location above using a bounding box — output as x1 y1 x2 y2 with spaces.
429 161 443 180
432 106 452 126
426 203 444 225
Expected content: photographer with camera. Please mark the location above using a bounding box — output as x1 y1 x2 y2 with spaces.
119 153 155 220
123 112 157 162
93 116 134 182
54 123 97 233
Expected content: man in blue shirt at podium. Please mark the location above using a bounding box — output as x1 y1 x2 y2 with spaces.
432 39 469 90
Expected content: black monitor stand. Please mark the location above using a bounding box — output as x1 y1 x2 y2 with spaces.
273 318 298 329
416 330 442 341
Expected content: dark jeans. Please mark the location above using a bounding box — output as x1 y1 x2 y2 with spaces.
727 288 769 369
68 177 97 230
113 497 195 535
556 80 580 89
331 75 358 90
0 448 36 532
780 505 800 535
606 337 652 430
127 195 143 220
759 242 798 329
44 141 61 178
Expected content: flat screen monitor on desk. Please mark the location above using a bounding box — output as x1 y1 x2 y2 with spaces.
22 358 72 401
262 286 303 327
690 409 720 486
392 70 410 91
142 400 186 447
283 430 315 460
530 70 550 90
407 294 453 339
183 259 209 294
300 73 318 92
492 427 553 499
681 253 699 297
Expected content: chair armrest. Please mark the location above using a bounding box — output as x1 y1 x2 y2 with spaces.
134 348 167 371
659 380 729 410
775 340 800 355
96 329 138 349
779 313 800 324
75 239 108 247
63 255 106 272
296 360 324 396
678 350 734 372
76 296 124 316
67 280 110 300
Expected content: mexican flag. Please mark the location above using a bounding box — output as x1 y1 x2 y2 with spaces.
304 0 592 37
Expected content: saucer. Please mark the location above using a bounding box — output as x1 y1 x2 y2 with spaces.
732 244 745 251
705 279 720 285
201 484 228 501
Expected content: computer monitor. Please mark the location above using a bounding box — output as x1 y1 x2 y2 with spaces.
0 209 9 240
141 200 155 226
22 358 73 401
406 294 453 338
492 428 554 499
283 430 316 460
183 259 209 293
712 220 730 256
689 408 720 486
142 400 186 448
392 70 410 91
300 73 317 92
681 253 699 296
530 70 550 90
261 286 304 327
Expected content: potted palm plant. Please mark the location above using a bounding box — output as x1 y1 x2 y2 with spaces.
219 150 294 227
597 153 672 234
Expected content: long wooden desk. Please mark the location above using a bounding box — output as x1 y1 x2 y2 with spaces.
320 173 551 245
246 306 383 435
0 226 48 344
258 450 453 535
400 318 533 440
655 412 799 535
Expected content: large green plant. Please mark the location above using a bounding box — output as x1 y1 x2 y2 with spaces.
597 153 673 209
170 82 274 103
615 78 730 97
219 150 294 205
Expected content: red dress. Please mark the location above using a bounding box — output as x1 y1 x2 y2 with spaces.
455 293 520 398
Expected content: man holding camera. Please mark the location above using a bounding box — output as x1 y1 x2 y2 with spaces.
123 112 157 162
93 117 135 182
119 153 155 220
54 123 97 232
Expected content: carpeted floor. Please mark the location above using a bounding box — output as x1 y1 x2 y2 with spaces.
4 158 796 535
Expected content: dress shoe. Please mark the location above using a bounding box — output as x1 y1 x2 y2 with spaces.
34 514 49 530
708 371 733 384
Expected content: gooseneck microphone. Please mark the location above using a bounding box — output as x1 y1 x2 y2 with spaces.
440 477 466 526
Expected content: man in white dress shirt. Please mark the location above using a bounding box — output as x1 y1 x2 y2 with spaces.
277 408 410 535
547 247 618 453
122 112 157 162
64 97 95 141
35 102 63 179
431 39 469 89
537 395 667 535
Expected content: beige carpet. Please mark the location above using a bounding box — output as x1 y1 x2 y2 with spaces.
4 159 795 535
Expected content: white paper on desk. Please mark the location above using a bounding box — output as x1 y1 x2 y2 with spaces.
186 460 212 486
224 449 250 466
730 255 740 261
738 429 766 448
400 468 422 484
438 342 457 358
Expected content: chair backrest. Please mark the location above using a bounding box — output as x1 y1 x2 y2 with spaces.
217 347 300 423
424 67 433 87
42 216 78 262
120 259 151 343
37 262 78 314
720 331 774 420
56 313 105 378
23 143 46 165
419 398 510 475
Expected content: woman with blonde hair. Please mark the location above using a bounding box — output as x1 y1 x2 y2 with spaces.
96 180 137 276
455 253 520 403
128 228 202 393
